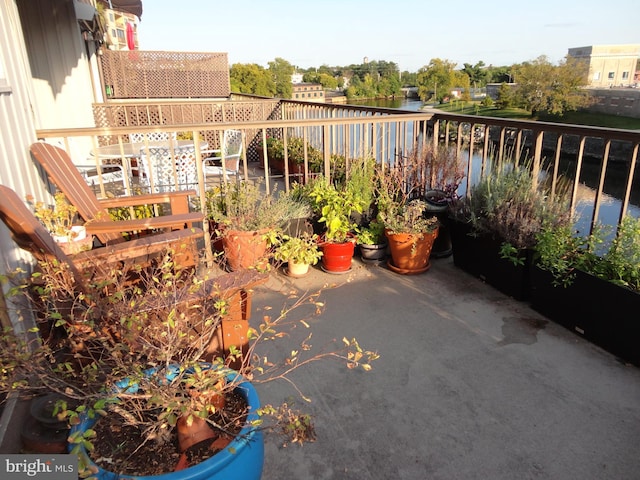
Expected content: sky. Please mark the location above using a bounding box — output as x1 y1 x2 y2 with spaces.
137 0 639 72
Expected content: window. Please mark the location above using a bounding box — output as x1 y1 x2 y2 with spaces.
116 29 125 40
608 71 615 80
622 72 629 80
593 72 601 81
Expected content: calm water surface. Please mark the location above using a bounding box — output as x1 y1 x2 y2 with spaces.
348 97 640 230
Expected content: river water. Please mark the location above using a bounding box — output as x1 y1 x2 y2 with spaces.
348 97 640 230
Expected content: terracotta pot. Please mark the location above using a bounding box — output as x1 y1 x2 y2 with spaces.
385 228 439 274
319 238 355 273
222 228 270 271
177 416 217 452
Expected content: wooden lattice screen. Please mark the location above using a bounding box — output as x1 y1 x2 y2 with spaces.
92 99 284 160
100 50 230 99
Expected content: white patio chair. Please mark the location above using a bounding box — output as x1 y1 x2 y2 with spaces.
138 144 199 193
202 130 243 179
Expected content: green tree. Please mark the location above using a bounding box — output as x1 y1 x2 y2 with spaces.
230 63 276 96
317 73 338 90
512 55 592 116
268 57 294 99
461 61 488 87
485 65 513 84
400 71 417 87
452 71 471 101
495 82 515 109
416 58 458 102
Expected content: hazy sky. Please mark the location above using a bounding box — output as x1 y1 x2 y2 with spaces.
137 0 639 72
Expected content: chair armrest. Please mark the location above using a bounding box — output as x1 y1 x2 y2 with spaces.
98 190 197 215
85 213 204 235
71 227 204 269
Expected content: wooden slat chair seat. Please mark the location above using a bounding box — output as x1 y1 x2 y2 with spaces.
30 142 204 247
0 184 203 283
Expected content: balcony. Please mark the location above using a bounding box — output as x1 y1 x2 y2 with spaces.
24 100 640 478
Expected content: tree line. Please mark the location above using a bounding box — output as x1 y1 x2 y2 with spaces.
230 55 595 117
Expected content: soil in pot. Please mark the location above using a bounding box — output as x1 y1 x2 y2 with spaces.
89 390 248 476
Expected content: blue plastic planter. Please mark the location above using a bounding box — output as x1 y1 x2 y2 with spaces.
69 366 264 480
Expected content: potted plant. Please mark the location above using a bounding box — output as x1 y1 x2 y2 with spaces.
448 159 572 300
374 163 439 274
203 181 312 271
0 248 379 478
267 135 323 182
379 198 439 274
530 215 640 365
274 232 323 277
28 192 93 255
356 219 388 264
305 177 363 273
404 142 466 258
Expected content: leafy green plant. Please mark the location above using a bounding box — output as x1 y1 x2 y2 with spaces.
450 160 573 250
356 219 386 245
273 232 323 265
203 180 311 232
286 136 323 168
306 177 363 243
535 215 640 291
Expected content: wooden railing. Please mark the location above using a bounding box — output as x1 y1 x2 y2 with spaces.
38 99 639 240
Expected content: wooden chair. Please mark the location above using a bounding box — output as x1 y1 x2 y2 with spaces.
29 142 204 248
0 184 267 367
0 184 203 283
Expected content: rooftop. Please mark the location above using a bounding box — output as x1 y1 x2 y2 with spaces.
249 256 640 480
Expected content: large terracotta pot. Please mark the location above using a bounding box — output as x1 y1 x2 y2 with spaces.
222 228 270 271
385 228 439 274
319 238 355 273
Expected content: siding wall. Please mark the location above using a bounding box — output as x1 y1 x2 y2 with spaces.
0 0 46 278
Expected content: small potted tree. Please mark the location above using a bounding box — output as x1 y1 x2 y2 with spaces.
375 163 439 274
403 142 466 257
0 249 379 478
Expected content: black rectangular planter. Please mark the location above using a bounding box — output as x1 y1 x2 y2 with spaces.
530 265 640 366
448 218 532 301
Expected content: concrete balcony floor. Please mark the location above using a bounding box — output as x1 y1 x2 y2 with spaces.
249 255 640 480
